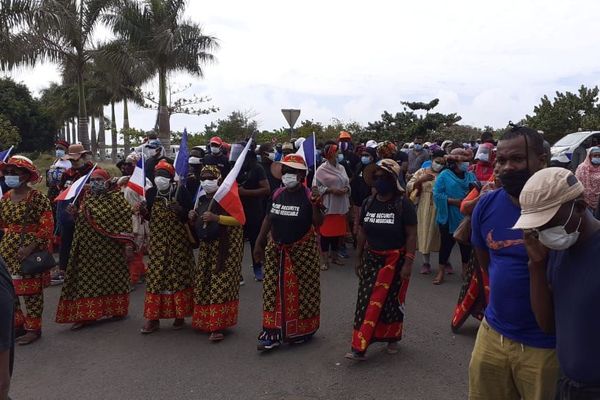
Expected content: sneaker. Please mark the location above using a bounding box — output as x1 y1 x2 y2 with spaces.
338 247 349 259
253 265 264 282
420 263 432 275
257 339 281 351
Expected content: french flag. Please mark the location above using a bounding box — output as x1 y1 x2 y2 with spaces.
174 128 189 186
54 164 97 202
0 146 13 162
212 139 253 225
127 157 145 196
295 133 316 168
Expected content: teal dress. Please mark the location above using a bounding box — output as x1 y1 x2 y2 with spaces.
433 169 477 233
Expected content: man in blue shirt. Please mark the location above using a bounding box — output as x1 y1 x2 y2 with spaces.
515 167 600 399
469 126 558 400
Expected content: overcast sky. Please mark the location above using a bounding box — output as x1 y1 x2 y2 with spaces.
5 0 600 136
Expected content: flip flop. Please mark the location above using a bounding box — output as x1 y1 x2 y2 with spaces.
209 332 225 342
344 351 366 361
140 322 160 334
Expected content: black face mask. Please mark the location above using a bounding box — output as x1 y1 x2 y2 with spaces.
375 178 395 196
499 169 531 198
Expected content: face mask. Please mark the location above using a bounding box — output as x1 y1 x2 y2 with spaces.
375 178 394 195
4 175 21 188
282 173 299 189
537 203 582 250
210 146 221 155
154 176 171 192
201 179 219 194
267 152 275 161
499 169 531 198
459 162 470 172
89 180 106 194
336 154 344 163
339 142 349 152
401 148 410 154
592 157 600 165
361 156 372 165
477 153 489 162
56 149 66 158
432 162 444 172
414 144 423 151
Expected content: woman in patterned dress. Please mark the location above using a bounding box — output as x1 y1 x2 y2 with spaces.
141 160 195 334
346 159 417 361
189 165 243 342
55 168 134 330
253 155 323 351
0 156 54 345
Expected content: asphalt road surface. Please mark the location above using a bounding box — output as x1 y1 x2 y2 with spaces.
11 246 479 400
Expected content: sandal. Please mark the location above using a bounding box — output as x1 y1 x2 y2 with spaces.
140 320 160 334
433 270 445 285
320 263 329 271
17 331 41 346
420 263 432 275
172 318 185 330
344 351 366 361
386 342 399 354
209 332 225 342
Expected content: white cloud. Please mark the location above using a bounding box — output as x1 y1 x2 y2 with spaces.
4 0 600 138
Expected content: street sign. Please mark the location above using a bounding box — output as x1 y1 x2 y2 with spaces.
281 109 301 129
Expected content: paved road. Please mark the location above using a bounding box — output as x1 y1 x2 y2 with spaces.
11 246 479 400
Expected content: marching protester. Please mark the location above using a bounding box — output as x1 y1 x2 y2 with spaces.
472 142 495 183
55 168 133 330
514 168 600 399
143 139 164 185
338 131 359 172
407 137 430 177
0 156 53 345
256 143 280 192
204 136 230 177
190 165 244 342
141 160 195 334
407 150 446 274
237 146 271 282
346 159 417 361
253 155 323 351
468 126 558 400
574 146 600 210
350 147 377 242
315 143 351 270
432 148 477 284
55 144 94 285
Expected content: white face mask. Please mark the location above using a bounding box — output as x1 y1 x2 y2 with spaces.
201 179 219 194
477 153 489 162
282 173 299 189
431 162 444 172
154 176 171 192
537 203 582 250
210 146 221 155
267 152 276 161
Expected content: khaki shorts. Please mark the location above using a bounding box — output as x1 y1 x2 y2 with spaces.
469 318 559 400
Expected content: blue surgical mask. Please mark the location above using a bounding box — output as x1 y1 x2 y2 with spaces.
592 157 600 165
361 156 372 165
4 175 21 188
336 154 344 163
459 162 470 172
56 149 66 158
414 144 423 151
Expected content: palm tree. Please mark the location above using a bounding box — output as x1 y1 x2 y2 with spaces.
0 0 115 150
104 0 218 152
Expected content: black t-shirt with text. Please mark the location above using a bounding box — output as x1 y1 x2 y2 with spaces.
360 196 417 251
269 188 313 244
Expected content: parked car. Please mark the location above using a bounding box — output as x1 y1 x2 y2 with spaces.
550 131 600 168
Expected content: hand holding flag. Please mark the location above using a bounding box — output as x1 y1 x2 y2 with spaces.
54 164 97 202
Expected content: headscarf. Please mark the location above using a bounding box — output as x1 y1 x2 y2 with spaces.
376 141 397 159
155 159 175 176
323 143 338 160
200 165 221 179
575 146 600 208
91 168 110 181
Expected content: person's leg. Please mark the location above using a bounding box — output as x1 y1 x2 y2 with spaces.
320 236 331 270
246 221 263 281
459 243 473 279
420 253 432 274
17 292 43 345
330 236 343 265
468 319 520 400
512 343 559 400
435 224 453 284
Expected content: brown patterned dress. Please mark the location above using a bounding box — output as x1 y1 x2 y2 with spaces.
56 191 133 323
0 190 54 332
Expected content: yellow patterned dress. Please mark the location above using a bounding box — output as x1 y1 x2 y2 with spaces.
56 191 133 323
143 194 195 320
0 190 53 332
192 201 243 333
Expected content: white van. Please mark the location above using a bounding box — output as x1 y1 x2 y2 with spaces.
550 131 600 166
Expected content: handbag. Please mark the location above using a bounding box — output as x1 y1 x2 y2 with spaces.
453 215 472 245
18 191 55 275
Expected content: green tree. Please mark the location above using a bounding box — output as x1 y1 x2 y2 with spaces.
525 85 600 143
0 115 21 149
105 0 218 152
204 111 258 143
0 0 117 150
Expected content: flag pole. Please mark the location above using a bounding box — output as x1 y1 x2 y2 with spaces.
311 132 317 187
72 163 97 203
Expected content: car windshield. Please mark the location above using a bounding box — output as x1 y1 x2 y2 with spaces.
553 132 591 147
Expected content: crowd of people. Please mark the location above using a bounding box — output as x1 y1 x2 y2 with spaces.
1 126 599 399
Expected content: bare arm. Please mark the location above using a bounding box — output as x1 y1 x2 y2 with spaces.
524 231 555 334
474 246 490 273
253 215 272 264
354 225 367 278
401 224 417 279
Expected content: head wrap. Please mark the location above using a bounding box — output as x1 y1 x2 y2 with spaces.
323 143 338 159
91 168 110 181
155 159 175 176
200 164 221 179
376 141 397 159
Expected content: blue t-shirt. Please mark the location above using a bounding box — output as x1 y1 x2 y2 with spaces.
471 189 556 348
548 229 600 384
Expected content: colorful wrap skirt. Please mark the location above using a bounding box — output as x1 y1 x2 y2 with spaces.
451 250 489 332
